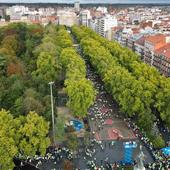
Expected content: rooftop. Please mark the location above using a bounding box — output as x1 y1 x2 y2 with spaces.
145 34 165 44
135 36 146 46
155 43 170 59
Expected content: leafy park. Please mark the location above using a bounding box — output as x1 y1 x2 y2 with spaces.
0 23 96 169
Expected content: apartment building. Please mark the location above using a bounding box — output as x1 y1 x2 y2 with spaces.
144 34 166 66
58 10 78 27
154 43 170 77
74 1 80 12
79 10 91 27
95 14 117 40
134 36 145 60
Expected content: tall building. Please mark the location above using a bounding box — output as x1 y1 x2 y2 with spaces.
79 10 91 27
74 1 80 12
154 43 170 77
96 14 118 39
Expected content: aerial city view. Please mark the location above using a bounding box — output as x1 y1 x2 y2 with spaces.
0 0 170 169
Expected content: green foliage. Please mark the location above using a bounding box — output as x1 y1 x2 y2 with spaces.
4 15 10 21
60 47 96 118
55 29 73 48
155 78 170 128
65 78 96 117
0 75 24 110
0 109 50 169
18 111 50 156
66 133 79 151
0 23 56 122
0 53 6 74
2 35 18 55
56 115 66 142
34 51 60 83
33 41 60 57
0 109 18 170
149 134 165 149
60 47 86 79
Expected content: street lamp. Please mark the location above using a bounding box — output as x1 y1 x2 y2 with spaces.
49 81 56 145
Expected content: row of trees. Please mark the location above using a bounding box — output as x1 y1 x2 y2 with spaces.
52 27 96 118
60 47 96 118
33 24 61 83
71 26 165 147
0 109 50 170
72 25 170 129
79 37 154 130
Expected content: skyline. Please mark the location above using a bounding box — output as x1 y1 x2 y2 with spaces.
1 0 170 4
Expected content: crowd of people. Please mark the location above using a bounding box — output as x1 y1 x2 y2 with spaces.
85 59 170 169
80 62 134 169
87 63 118 133
125 118 170 169
15 147 73 169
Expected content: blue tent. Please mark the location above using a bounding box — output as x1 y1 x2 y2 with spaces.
161 147 170 156
122 141 137 164
70 120 84 131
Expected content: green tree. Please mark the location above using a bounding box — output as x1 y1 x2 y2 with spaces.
2 35 18 55
65 79 96 118
60 47 96 118
34 51 60 83
4 15 10 22
18 111 50 156
56 115 66 142
0 109 18 170
0 109 51 169
155 78 170 128
0 54 6 75
66 133 79 151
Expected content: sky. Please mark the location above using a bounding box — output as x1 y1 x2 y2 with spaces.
1 0 170 3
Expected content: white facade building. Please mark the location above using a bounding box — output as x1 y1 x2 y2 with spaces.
95 14 118 39
79 10 91 27
96 7 108 14
57 10 78 27
7 6 29 16
39 8 56 16
74 1 80 12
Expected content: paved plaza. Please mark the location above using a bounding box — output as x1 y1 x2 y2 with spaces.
90 117 136 141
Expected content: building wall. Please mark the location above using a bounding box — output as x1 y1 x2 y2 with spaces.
153 54 170 76
95 15 117 39
58 11 77 27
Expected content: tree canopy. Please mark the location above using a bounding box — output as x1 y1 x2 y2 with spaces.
71 25 170 131
0 109 50 170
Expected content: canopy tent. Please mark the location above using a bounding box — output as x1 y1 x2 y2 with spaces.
161 147 170 156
